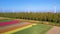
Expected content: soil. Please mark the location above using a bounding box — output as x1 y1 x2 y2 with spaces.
46 26 60 34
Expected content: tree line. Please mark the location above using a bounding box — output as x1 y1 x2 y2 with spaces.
0 12 60 26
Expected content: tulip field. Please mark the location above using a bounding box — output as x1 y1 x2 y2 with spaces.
0 20 20 26
0 18 52 34
0 19 33 34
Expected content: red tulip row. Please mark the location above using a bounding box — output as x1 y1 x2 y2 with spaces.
0 20 20 26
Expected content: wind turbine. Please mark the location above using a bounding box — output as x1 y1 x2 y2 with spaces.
54 1 57 13
54 5 56 13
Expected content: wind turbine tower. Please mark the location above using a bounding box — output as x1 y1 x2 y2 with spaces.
54 6 57 13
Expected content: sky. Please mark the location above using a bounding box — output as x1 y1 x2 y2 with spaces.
0 0 60 12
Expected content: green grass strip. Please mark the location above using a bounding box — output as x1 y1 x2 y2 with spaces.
0 19 11 22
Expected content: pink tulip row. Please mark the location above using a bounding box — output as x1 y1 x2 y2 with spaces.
0 20 20 26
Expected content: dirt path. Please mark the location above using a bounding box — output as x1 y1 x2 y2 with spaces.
46 26 60 34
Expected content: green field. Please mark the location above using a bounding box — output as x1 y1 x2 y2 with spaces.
0 19 11 22
13 24 52 34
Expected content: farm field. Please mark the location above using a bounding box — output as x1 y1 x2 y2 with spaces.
0 18 32 34
0 17 52 34
1 17 60 34
13 24 52 34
